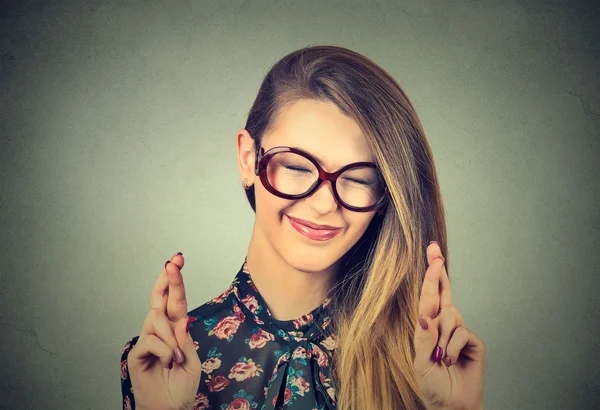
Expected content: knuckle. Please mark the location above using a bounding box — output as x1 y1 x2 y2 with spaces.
151 307 165 318
142 334 156 347
455 326 468 338
446 349 458 362
442 303 457 314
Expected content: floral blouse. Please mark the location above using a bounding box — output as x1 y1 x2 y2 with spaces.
120 258 339 410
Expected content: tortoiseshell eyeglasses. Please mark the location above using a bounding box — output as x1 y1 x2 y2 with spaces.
254 145 388 213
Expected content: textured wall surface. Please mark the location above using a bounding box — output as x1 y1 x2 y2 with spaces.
0 1 598 409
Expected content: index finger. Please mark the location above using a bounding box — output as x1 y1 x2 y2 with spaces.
439 262 452 308
150 269 169 311
418 257 444 319
166 255 187 322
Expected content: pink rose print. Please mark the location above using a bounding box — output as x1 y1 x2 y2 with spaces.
248 328 275 349
283 387 293 404
241 295 259 313
227 397 251 410
201 357 222 374
292 346 307 360
123 396 131 410
229 359 261 381
212 316 241 340
233 303 246 322
208 375 230 393
120 359 128 380
289 330 305 338
293 313 313 329
327 386 336 403
192 392 210 410
211 287 233 304
312 345 329 367
321 334 337 350
318 371 336 403
275 352 289 368
291 376 310 396
122 340 131 354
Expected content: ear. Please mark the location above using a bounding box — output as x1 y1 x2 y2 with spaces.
236 129 256 188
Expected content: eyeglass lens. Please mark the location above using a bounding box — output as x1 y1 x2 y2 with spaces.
265 152 384 208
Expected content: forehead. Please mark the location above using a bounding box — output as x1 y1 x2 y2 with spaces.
262 99 374 170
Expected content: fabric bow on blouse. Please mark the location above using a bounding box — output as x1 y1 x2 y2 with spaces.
230 259 338 409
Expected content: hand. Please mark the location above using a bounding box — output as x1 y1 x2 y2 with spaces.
413 242 486 410
127 253 202 410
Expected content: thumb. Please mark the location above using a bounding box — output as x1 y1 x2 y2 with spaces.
174 316 202 374
413 315 439 373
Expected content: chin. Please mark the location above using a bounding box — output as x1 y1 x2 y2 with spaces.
286 251 339 274
277 223 350 274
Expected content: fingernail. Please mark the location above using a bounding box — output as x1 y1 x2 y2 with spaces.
429 241 438 245
418 315 428 330
176 252 182 256
165 260 170 269
168 358 173 369
174 347 185 364
444 356 452 367
433 346 443 362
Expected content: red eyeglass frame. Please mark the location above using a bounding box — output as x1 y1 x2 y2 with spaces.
254 145 389 213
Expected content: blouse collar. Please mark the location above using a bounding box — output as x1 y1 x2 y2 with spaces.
231 257 337 409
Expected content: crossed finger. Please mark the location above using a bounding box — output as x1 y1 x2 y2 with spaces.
419 242 452 320
150 253 185 317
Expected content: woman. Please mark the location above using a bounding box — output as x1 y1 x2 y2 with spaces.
120 45 486 410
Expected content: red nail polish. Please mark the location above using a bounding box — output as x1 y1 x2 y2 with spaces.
186 316 191 333
418 315 428 330
176 252 182 256
168 359 173 369
433 346 443 362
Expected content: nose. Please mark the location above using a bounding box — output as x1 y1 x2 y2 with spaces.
304 180 339 215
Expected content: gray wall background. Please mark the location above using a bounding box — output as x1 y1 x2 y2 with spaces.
1 1 598 409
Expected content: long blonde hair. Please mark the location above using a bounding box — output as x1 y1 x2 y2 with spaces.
243 45 450 409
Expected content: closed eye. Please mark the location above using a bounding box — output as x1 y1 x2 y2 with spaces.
343 177 370 185
285 166 311 173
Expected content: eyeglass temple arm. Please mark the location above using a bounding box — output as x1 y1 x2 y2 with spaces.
254 146 264 176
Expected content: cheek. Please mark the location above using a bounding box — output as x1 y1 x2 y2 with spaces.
344 213 376 236
254 186 293 224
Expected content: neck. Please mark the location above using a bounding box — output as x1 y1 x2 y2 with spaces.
245 223 337 321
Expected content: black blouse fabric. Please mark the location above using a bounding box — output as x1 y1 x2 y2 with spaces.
120 258 338 410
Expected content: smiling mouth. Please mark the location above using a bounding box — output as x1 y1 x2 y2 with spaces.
286 215 343 241
286 215 343 230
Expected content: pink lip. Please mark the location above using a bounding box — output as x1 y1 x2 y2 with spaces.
287 215 343 241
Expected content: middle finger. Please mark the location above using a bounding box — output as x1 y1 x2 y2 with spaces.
150 252 182 311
